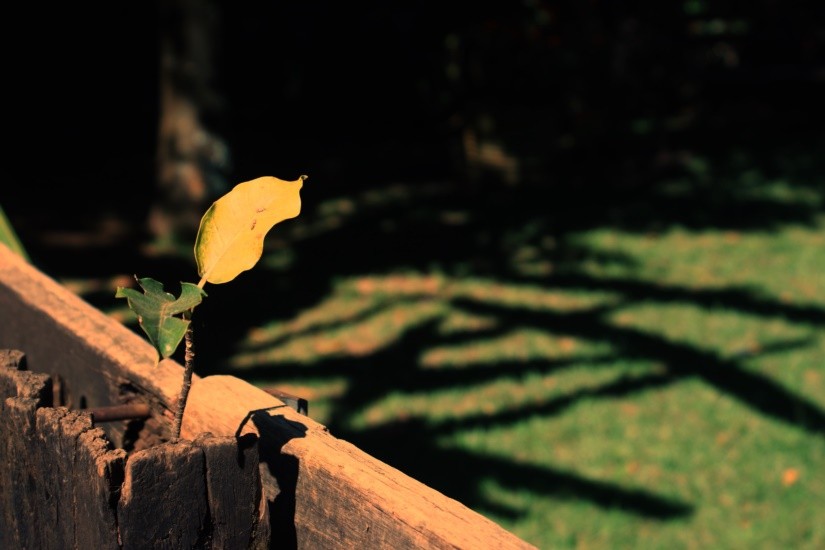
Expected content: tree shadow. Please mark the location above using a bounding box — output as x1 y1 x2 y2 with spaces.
349 417 693 521
452 299 825 434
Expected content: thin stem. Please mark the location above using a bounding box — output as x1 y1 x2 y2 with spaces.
171 315 196 440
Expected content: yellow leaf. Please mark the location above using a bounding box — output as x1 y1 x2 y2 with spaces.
195 175 304 285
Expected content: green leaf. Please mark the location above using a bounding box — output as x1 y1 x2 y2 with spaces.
115 277 206 359
0 204 29 261
195 175 304 285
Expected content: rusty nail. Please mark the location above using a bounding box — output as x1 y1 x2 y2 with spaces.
88 403 151 423
262 388 309 416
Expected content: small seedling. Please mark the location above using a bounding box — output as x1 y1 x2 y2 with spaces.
116 175 305 439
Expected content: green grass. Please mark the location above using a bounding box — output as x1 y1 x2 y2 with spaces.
96 179 825 549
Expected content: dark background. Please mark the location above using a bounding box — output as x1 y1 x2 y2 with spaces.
5 1 824 228
3 1 825 377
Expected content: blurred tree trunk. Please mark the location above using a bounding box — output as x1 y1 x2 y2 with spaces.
149 0 230 247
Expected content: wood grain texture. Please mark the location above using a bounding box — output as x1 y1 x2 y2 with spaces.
0 356 125 550
0 242 537 549
0 354 48 549
2 353 269 549
117 441 209 548
34 408 126 549
193 432 270 550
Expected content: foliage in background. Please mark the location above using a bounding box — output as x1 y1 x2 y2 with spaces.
0 204 29 261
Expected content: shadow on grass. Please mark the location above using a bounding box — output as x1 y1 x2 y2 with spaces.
451 300 825 434
351 418 694 521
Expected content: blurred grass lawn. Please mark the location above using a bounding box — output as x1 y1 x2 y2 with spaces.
99 180 825 549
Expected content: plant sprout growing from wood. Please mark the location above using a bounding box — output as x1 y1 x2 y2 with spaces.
116 175 305 439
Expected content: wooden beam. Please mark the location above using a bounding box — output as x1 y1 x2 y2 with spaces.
0 243 536 549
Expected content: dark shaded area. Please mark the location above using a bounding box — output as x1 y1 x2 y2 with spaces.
4 1 825 225
251 411 307 549
3 0 825 530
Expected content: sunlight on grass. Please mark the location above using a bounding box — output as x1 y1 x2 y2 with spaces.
576 213 825 308
233 299 447 366
420 329 598 368
233 273 619 369
346 360 643 430
607 302 815 359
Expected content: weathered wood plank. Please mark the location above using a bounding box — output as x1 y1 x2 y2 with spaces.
193 432 270 549
0 352 53 549
1 354 264 549
0 356 125 550
117 440 208 548
0 241 537 549
0 348 52 404
33 408 125 550
0 396 43 549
